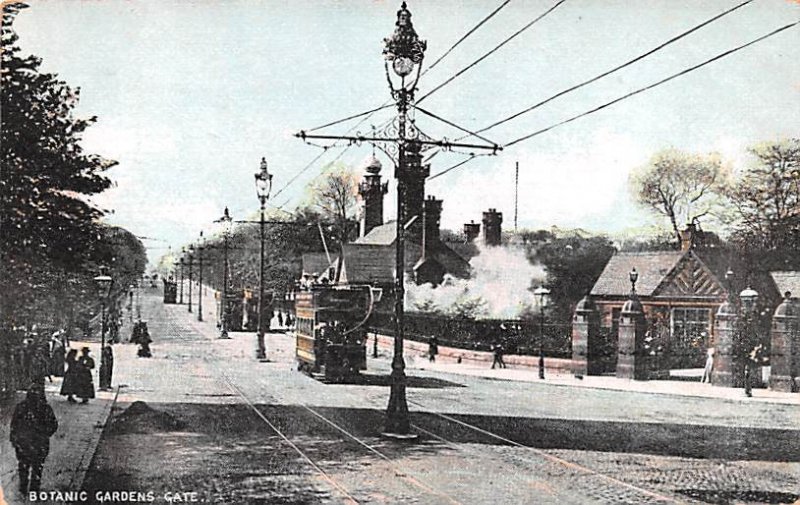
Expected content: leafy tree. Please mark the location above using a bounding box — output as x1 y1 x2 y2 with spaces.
630 149 729 246
726 139 800 258
534 234 616 324
1 3 119 326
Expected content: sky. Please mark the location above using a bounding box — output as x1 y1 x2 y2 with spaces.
11 0 800 264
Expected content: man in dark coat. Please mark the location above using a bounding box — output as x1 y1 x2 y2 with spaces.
10 383 58 494
428 335 439 362
99 343 114 390
75 347 95 403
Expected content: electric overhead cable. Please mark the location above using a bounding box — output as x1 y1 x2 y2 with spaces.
420 0 513 77
504 20 799 148
460 0 755 140
306 103 396 133
417 0 567 104
284 0 515 200
430 20 799 180
410 104 498 147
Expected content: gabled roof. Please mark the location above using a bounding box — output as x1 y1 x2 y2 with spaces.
353 221 396 245
591 251 685 297
591 249 726 300
339 244 395 284
771 271 800 298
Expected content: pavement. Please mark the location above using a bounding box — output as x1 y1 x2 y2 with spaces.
0 343 117 505
1 283 798 504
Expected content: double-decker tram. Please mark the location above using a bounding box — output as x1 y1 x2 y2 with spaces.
294 284 380 382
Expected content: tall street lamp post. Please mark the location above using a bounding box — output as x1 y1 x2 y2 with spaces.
295 2 501 437
197 232 204 322
187 246 194 313
533 286 551 380
217 207 233 339
255 157 273 362
179 255 185 304
94 272 112 390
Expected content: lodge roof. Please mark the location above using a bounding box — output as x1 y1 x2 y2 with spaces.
590 249 725 300
770 271 800 298
353 221 397 245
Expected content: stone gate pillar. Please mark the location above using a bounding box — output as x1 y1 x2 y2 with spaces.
572 296 600 376
770 294 799 392
616 296 647 380
712 300 739 387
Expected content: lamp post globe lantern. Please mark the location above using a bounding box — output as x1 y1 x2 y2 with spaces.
217 207 234 339
629 267 639 294
93 273 112 390
187 244 195 314
533 286 550 380
255 157 273 361
739 287 759 313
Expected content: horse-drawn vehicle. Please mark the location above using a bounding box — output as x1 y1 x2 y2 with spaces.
294 284 379 381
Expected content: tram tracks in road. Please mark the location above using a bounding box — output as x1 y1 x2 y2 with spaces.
214 370 464 505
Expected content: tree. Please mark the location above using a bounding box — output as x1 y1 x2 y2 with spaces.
1 3 118 326
726 139 800 257
308 164 360 245
630 149 729 246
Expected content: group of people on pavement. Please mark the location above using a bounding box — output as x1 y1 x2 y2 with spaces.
59 347 96 403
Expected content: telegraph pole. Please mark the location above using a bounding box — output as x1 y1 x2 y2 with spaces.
296 2 500 437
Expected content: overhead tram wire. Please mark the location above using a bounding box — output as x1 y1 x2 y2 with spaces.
457 0 756 140
429 19 800 180
410 104 499 148
280 1 514 203
417 0 568 105
420 0 513 77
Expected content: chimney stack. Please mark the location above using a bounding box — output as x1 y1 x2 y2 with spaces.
482 208 503 246
422 196 443 255
680 222 697 252
358 155 389 237
463 221 480 242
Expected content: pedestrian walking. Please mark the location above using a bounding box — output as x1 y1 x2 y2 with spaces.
277 311 284 328
30 341 52 387
10 383 58 494
75 347 95 403
701 348 714 383
60 349 80 403
428 335 438 362
99 343 114 390
49 333 65 377
491 343 506 369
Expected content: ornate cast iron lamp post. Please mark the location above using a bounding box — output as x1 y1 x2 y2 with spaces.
187 246 194 313
217 207 234 339
255 157 273 362
197 232 204 322
381 2 427 437
178 255 185 304
533 286 551 380
94 272 112 390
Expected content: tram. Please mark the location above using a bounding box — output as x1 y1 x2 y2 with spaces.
294 284 380 381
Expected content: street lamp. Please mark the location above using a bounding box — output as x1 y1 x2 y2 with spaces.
217 207 234 339
255 157 273 361
187 245 194 313
197 232 204 322
179 254 185 304
629 267 639 294
382 1 427 438
533 286 550 380
93 272 112 391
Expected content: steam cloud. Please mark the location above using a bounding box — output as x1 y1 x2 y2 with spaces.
405 242 546 319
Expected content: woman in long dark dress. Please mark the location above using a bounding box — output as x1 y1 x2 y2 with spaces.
75 347 95 403
59 349 80 403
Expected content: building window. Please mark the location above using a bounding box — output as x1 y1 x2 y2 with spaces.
670 307 710 367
